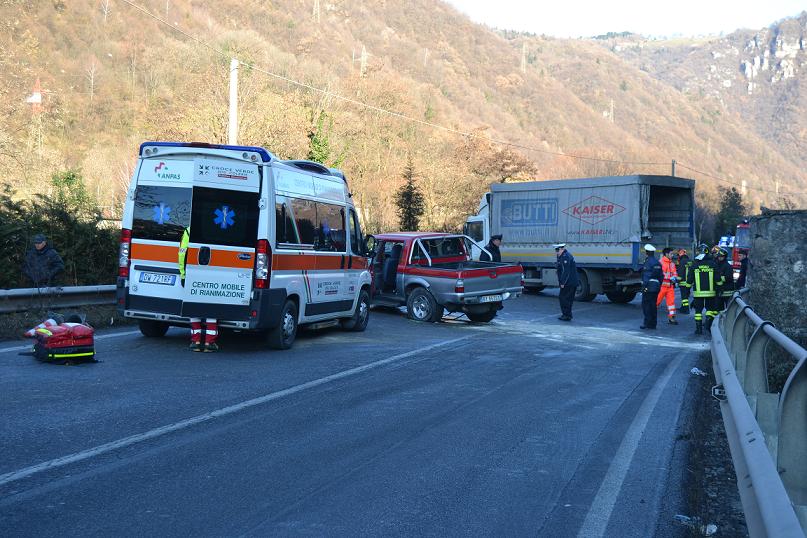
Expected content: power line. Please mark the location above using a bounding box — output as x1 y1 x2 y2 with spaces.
118 0 665 167
676 163 807 197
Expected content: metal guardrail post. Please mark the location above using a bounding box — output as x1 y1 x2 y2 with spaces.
0 285 116 314
711 291 806 537
779 356 807 531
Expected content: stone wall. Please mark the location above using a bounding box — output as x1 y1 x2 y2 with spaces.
748 209 807 347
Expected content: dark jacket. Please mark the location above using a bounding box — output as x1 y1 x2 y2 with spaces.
23 245 64 287
556 250 578 287
688 257 717 298
641 254 662 290
715 259 735 297
676 254 692 287
736 257 748 288
480 241 501 262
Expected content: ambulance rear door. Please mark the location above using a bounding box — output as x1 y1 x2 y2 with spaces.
128 159 193 316
181 158 260 320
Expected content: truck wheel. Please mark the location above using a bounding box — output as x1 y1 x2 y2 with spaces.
407 288 441 322
574 271 597 302
267 300 298 350
341 289 370 332
467 309 497 322
605 291 637 304
139 319 169 338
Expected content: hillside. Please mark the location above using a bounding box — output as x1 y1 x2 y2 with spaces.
1 0 805 234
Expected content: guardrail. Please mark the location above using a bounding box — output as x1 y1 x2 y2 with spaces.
0 285 116 314
712 290 807 537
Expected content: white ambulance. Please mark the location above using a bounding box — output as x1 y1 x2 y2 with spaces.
117 142 372 349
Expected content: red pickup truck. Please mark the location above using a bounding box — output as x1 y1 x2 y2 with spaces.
368 233 523 322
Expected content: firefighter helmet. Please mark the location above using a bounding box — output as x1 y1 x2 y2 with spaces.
698 243 709 254
717 248 728 258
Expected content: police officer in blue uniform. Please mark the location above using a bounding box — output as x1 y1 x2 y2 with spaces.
555 243 578 321
640 244 663 330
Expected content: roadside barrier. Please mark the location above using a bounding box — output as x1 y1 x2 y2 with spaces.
711 289 807 537
0 285 116 314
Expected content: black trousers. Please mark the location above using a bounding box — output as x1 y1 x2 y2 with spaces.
559 285 575 318
642 289 660 328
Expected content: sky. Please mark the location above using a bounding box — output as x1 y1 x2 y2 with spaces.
444 0 806 38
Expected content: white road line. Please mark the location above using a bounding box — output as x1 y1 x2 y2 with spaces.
0 330 142 355
576 354 684 538
0 335 473 487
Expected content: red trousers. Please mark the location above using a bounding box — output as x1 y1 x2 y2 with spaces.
656 285 676 318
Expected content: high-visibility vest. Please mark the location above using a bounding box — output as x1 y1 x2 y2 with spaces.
661 256 678 286
692 262 716 298
178 227 190 279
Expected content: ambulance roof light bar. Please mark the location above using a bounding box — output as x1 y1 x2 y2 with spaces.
138 141 275 163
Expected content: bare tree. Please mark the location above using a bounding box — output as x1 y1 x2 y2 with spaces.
86 58 99 102
100 0 111 23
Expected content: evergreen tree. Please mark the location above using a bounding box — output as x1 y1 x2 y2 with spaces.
714 187 747 238
307 111 345 167
395 157 425 231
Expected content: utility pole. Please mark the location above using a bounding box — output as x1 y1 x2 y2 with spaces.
360 45 368 77
313 0 320 22
609 99 614 123
26 77 43 156
741 179 747 197
671 159 676 177
228 58 238 145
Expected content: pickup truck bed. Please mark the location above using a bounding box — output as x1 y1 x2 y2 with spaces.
369 233 523 322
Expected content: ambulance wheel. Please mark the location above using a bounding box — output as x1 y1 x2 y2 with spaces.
139 319 169 338
267 300 298 350
406 288 441 322
341 289 370 332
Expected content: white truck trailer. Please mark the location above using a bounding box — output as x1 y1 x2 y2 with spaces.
464 175 695 303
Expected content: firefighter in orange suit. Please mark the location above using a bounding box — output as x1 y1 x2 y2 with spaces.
179 227 219 352
655 247 679 324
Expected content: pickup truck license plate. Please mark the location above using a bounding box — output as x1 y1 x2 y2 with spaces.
479 294 502 303
139 272 176 286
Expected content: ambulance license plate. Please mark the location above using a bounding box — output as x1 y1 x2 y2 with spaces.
139 272 176 286
479 294 502 303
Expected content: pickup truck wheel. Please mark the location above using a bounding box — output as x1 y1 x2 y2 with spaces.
341 289 370 331
407 288 440 322
267 300 298 350
605 290 637 304
139 319 169 338
467 310 497 322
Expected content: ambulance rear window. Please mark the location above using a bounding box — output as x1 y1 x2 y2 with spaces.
189 187 259 247
132 186 192 242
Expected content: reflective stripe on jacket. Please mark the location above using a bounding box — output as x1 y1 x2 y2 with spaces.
660 255 678 286
689 261 716 298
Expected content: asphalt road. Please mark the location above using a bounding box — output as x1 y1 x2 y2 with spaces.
0 291 708 537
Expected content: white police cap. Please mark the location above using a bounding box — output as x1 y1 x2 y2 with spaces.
553 243 566 249
644 244 656 252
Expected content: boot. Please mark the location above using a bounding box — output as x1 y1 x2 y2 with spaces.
668 316 678 325
695 321 703 335
203 342 219 353
680 305 689 315
705 317 714 333
189 342 203 352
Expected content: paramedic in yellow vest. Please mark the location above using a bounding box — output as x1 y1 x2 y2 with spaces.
179 227 219 352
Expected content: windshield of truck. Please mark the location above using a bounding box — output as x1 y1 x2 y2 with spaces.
411 237 468 264
735 226 751 249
